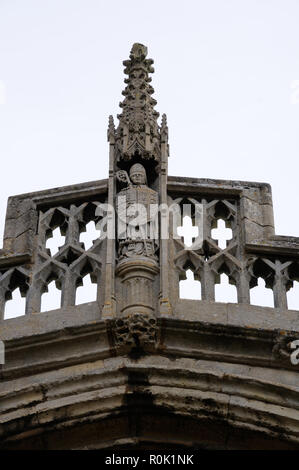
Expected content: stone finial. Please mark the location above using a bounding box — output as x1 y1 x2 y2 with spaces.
115 43 160 163
122 43 155 76
129 43 148 61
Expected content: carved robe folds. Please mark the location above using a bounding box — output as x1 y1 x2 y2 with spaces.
116 184 159 261
116 179 159 318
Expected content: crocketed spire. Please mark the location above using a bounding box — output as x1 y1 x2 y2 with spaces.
114 43 161 163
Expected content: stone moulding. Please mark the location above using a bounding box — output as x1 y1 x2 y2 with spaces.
0 177 298 449
0 43 299 449
0 306 299 449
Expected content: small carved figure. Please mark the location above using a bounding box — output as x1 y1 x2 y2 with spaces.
116 163 159 260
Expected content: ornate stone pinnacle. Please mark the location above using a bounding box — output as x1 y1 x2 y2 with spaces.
115 43 161 163
107 115 115 143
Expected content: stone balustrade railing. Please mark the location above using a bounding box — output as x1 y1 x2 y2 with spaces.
0 176 298 321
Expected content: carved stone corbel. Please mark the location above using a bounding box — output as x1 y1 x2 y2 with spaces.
112 313 157 348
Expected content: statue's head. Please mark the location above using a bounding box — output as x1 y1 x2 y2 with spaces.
129 163 147 185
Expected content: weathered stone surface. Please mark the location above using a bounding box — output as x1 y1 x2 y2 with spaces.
113 313 157 347
0 43 298 449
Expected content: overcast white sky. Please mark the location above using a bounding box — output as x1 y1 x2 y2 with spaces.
0 0 299 313
1 0 299 237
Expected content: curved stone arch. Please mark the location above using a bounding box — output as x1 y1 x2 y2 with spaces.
2 43 299 452
72 253 102 286
248 257 276 290
25 260 67 313
34 259 66 291
0 266 30 297
208 203 238 260
1 357 299 449
33 259 67 287
174 248 204 281
210 255 239 287
55 245 84 267
207 199 238 232
170 196 203 247
76 201 103 232
70 254 102 306
38 207 69 253
0 267 30 319
247 257 281 308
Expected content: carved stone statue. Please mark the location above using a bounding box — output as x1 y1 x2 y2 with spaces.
116 163 159 261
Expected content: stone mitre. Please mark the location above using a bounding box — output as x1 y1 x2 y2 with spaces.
117 184 158 230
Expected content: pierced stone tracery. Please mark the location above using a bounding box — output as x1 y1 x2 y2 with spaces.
173 194 299 309
0 200 106 318
0 43 298 323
